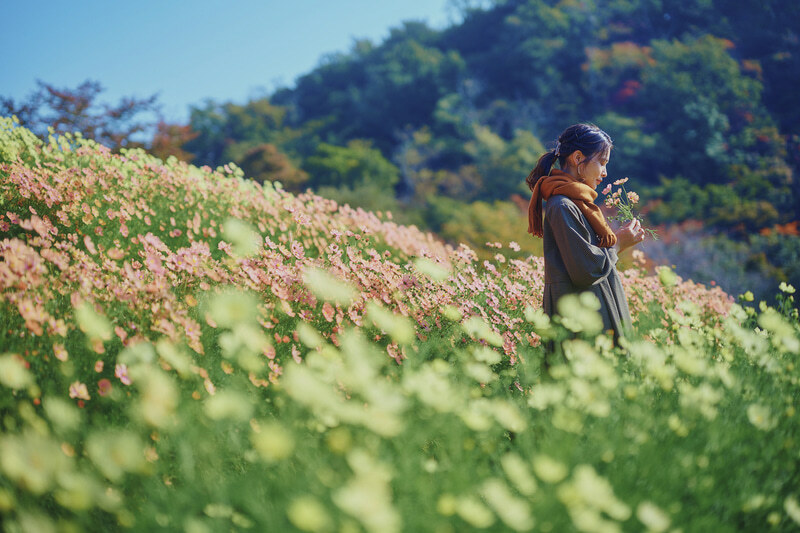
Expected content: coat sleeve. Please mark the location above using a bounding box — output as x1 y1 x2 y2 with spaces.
548 201 618 289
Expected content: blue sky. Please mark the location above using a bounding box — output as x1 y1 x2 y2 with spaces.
3 0 454 123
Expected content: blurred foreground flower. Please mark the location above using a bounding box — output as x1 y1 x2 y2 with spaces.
636 501 671 532
134 368 178 428
287 496 332 532
251 421 294 462
75 302 113 343
0 354 34 390
557 293 604 335
366 301 415 344
333 450 401 533
657 266 678 288
786 496 800 526
303 267 358 306
747 403 777 431
532 454 568 483
69 381 90 401
0 432 70 494
207 287 261 328
412 256 451 281
86 430 147 482
221 217 262 257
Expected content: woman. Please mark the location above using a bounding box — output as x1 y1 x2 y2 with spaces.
526 123 644 342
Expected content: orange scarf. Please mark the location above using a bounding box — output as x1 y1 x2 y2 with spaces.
527 169 617 248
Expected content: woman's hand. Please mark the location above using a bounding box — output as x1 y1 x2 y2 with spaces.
614 219 646 252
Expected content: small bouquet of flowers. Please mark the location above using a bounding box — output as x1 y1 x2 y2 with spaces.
602 177 659 240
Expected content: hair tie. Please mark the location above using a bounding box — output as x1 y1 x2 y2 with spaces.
553 142 561 157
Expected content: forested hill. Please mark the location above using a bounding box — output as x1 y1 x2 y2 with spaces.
180 0 800 300
186 0 798 202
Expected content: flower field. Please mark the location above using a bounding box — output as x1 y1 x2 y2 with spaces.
1 116 799 532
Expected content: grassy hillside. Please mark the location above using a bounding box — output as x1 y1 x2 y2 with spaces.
1 118 799 532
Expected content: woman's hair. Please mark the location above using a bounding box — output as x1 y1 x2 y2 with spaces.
525 123 613 191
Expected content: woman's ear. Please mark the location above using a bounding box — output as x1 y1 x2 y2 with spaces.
571 150 585 166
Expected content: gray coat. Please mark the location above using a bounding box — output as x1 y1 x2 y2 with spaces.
542 195 632 340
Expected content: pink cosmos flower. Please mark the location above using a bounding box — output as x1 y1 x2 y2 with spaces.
291 344 302 364
97 379 112 396
322 302 336 322
387 342 405 364
218 241 234 256
144 252 166 276
107 248 125 260
115 364 132 385
291 241 305 260
601 184 612 195
69 381 91 400
84 235 98 255
53 343 68 362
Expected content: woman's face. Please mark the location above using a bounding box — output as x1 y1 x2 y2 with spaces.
579 150 609 190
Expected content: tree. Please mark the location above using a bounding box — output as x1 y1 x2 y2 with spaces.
465 125 543 200
303 140 400 191
238 144 309 190
149 121 198 162
711 0 800 135
183 99 300 168
590 112 659 183
1 80 160 150
356 36 465 150
634 36 768 180
276 22 465 153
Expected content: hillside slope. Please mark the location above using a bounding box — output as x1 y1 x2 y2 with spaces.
0 118 731 374
4 119 800 532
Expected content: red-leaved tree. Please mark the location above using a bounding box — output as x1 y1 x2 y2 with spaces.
1 80 161 151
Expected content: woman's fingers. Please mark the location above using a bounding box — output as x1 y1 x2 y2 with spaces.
619 219 645 244
614 219 648 250
629 220 645 240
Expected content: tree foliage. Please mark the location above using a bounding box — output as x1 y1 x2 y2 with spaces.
304 140 400 190
1 80 160 151
238 143 309 190
149 121 199 162
181 0 797 215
